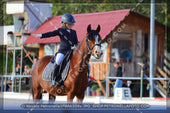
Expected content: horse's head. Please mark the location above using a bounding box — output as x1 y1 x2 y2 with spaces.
86 24 103 59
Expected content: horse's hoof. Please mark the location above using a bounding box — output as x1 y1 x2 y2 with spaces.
61 85 64 90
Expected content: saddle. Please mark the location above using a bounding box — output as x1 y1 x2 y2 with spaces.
42 50 73 82
51 50 73 78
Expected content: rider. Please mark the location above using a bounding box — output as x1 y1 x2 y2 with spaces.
33 13 78 87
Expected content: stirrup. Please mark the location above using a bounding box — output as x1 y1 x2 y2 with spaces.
50 79 57 87
56 79 63 86
50 79 62 87
60 84 65 91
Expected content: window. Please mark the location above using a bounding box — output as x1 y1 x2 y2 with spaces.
44 43 56 56
112 40 132 62
144 33 149 52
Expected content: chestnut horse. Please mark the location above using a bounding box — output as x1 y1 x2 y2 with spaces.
32 24 103 103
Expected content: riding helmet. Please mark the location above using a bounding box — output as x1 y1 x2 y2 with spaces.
61 13 76 23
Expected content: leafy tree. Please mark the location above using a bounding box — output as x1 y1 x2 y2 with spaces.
0 0 4 26
0 0 13 26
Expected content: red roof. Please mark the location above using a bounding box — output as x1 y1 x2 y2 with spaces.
23 9 130 44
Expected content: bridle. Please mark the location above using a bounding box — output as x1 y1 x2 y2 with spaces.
74 34 102 55
85 34 101 52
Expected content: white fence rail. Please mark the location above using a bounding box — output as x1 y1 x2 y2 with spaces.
0 75 32 92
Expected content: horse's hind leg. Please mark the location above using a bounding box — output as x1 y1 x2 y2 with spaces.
49 94 56 103
33 85 42 101
67 92 75 103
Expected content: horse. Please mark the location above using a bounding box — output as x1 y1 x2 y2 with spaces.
31 24 103 103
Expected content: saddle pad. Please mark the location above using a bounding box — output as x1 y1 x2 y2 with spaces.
42 62 55 81
42 61 70 81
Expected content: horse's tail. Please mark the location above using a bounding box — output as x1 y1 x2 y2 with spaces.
30 74 34 100
30 67 35 100
31 86 34 99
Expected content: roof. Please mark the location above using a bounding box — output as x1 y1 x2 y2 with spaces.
23 9 131 44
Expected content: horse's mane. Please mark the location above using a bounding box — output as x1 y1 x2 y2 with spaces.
74 37 86 53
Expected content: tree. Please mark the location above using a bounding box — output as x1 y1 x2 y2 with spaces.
0 0 13 26
0 0 4 26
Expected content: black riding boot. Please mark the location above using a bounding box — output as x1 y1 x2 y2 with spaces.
51 64 60 87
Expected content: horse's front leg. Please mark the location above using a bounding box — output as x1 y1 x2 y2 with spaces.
67 92 75 103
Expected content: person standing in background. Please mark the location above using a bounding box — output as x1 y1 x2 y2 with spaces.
113 61 123 96
23 65 30 75
16 63 21 75
23 65 31 85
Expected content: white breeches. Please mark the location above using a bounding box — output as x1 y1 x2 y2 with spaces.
55 53 64 65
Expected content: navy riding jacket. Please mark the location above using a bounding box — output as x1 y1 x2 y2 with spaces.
41 26 78 55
